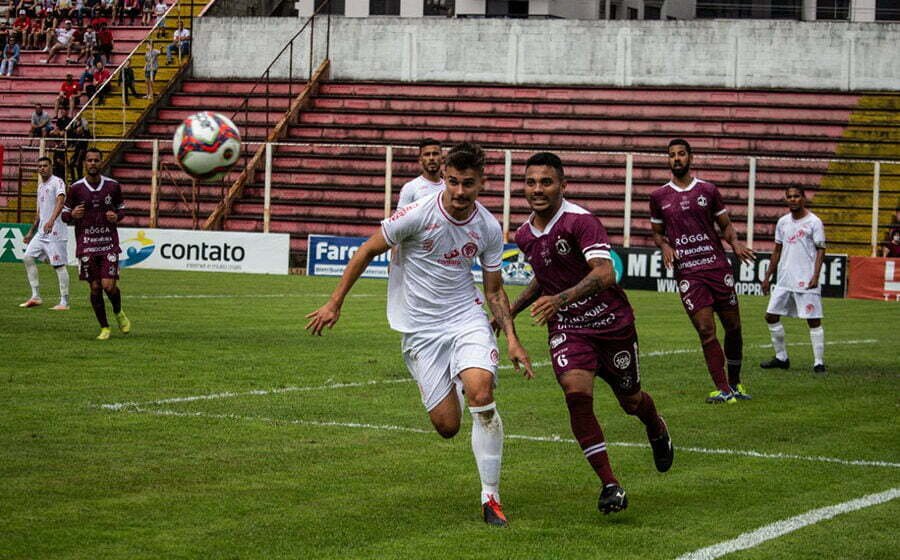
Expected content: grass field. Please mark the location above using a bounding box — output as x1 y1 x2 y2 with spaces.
2 263 898 559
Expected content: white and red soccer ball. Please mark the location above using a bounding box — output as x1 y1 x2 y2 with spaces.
172 111 241 181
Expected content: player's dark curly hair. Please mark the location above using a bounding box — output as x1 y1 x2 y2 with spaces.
445 142 485 174
668 138 692 153
525 152 565 181
419 138 442 151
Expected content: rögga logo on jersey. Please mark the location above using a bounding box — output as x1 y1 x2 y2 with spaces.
549 333 567 349
461 242 478 258
724 273 735 287
613 350 631 370
679 280 690 293
555 238 571 255
697 195 708 207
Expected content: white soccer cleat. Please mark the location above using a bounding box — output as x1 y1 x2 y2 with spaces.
51 303 70 311
19 298 43 308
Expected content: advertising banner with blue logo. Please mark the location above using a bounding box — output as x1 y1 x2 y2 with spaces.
306 234 534 285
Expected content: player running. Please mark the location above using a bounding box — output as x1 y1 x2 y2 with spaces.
649 139 755 404
396 138 445 208
306 142 534 528
19 157 70 311
509 152 673 515
61 147 131 340
760 186 827 373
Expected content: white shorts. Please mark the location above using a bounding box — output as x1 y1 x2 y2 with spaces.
24 236 68 267
766 286 823 319
401 319 499 412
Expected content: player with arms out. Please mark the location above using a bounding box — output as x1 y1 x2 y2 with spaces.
396 138 445 209
760 186 827 373
19 157 70 311
61 148 131 340
306 142 534 527
510 152 673 515
649 139 755 404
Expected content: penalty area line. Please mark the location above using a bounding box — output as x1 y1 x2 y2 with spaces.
674 487 900 560
120 407 900 470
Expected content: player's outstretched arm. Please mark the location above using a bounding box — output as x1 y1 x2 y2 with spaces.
305 231 390 336
491 278 541 334
651 222 676 269
484 270 534 379
530 258 614 326
716 212 756 263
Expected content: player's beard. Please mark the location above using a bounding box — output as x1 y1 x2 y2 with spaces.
671 163 690 179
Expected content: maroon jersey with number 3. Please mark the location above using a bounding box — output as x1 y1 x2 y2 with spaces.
649 178 731 277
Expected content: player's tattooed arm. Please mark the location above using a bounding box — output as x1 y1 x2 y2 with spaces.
509 278 542 318
651 222 676 269
484 270 535 379
530 258 613 326
716 211 756 264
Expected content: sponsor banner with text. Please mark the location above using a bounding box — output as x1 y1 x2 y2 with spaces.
847 257 900 301
306 234 534 285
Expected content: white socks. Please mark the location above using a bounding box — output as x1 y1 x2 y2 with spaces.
469 402 503 505
767 322 788 361
24 256 40 299
809 326 825 366
55 266 69 305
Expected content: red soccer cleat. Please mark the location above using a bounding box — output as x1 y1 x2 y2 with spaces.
482 495 509 527
18 298 42 308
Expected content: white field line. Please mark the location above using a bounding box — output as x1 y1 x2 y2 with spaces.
119 407 900 470
127 293 379 300
98 338 880 411
674 487 900 560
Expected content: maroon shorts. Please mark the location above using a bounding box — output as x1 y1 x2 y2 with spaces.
78 252 120 282
548 324 641 396
676 268 738 315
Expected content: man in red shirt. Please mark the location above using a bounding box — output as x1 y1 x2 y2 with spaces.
55 73 80 115
96 24 114 66
92 60 111 104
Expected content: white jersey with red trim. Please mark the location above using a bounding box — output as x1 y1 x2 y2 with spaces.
774 211 826 293
381 192 503 333
36 175 68 240
397 175 445 209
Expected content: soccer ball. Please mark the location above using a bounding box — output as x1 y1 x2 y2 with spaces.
172 112 241 182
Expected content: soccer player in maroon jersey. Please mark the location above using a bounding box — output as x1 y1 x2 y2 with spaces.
61 147 131 340
510 152 673 515
649 139 755 404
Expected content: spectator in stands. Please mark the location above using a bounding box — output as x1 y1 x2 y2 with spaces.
121 0 140 25
141 0 152 25
153 0 166 38
0 35 20 76
12 9 30 47
92 58 110 103
143 39 159 98
883 224 900 258
78 59 94 97
55 73 80 113
45 19 76 63
165 19 188 64
29 7 49 50
65 23 85 63
95 20 113 64
30 103 52 137
67 114 90 180
57 0 76 22
49 108 72 139
121 57 138 103
72 0 87 26
78 24 96 64
0 24 11 51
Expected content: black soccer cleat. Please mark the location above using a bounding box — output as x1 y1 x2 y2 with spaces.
649 418 674 473
598 484 628 515
482 495 509 527
813 364 827 374
760 356 790 370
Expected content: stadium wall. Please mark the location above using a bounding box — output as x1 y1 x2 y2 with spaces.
194 17 900 91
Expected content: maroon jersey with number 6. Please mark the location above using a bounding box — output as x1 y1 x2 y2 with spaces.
62 175 125 257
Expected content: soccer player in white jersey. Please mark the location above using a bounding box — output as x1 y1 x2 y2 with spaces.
307 143 534 527
760 186 827 373
19 157 70 310
396 138 445 209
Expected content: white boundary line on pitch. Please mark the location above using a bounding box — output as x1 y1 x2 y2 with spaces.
114 407 900 470
127 293 380 300
674 487 900 560
97 338 880 411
